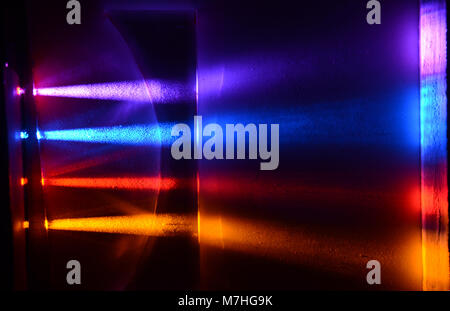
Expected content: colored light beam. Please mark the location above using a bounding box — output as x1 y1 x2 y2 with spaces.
196 212 423 286
34 80 189 103
46 149 133 178
42 123 174 145
19 131 29 139
45 177 177 191
36 130 43 140
420 0 448 291
48 211 420 285
48 214 194 236
16 86 24 96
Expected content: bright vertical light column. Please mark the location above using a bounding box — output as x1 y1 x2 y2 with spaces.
420 0 448 291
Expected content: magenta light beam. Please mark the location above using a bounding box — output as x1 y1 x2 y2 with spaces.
34 80 190 103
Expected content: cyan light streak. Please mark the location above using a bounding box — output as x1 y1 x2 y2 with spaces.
36 130 43 140
43 123 174 145
35 80 188 103
20 131 29 139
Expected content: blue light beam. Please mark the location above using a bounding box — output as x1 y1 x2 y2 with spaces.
42 124 174 145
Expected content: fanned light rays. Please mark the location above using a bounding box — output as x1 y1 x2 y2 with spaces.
42 123 174 145
45 148 133 178
45 177 177 191
34 80 190 103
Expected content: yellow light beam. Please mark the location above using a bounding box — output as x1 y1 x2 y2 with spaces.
48 214 195 236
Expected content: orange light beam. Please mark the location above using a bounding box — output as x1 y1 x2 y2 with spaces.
44 177 177 191
48 214 194 236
